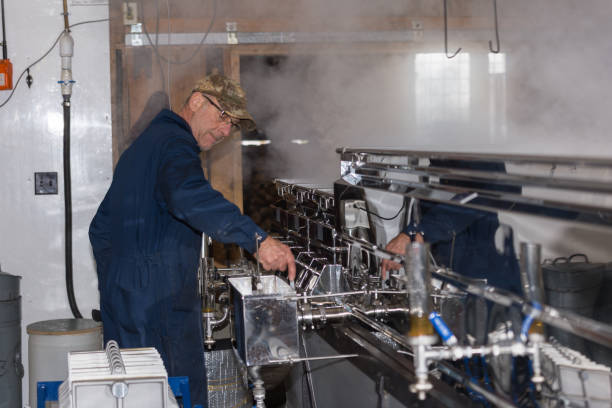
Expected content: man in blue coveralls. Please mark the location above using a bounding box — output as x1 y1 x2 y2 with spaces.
89 73 296 406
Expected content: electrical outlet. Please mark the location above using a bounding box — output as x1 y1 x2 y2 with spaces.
35 172 58 195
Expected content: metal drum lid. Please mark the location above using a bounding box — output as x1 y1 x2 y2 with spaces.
27 318 101 336
0 271 21 302
542 255 605 292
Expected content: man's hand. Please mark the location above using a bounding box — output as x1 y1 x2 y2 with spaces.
380 232 424 279
256 236 296 281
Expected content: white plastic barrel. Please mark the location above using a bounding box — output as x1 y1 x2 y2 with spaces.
27 318 102 408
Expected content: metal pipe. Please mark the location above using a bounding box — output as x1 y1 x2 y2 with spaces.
345 172 612 228
211 306 229 328
405 242 431 318
519 242 545 304
432 268 612 348
318 224 611 346
248 366 266 408
298 304 410 325
336 147 612 167
269 353 359 364
201 233 209 259
519 243 546 388
292 291 367 301
398 342 532 361
348 305 516 407
354 161 612 195
347 305 414 350
204 305 229 349
253 233 263 291
289 288 405 302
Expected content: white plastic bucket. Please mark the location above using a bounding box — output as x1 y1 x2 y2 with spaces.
27 318 102 408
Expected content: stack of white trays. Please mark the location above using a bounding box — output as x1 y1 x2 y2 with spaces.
540 341 611 408
58 341 178 408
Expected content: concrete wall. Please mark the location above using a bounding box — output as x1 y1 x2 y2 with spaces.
0 1 111 405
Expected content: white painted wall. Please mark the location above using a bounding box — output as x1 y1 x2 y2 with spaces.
0 1 111 405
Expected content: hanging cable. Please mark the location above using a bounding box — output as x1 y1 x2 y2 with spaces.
138 0 217 66
63 96 81 319
488 0 501 53
355 201 406 221
59 0 83 319
443 0 461 59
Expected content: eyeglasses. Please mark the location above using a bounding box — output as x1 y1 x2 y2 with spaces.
200 94 241 131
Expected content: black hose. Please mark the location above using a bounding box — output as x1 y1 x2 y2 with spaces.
63 98 82 318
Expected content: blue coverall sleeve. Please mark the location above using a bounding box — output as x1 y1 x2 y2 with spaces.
89 190 112 278
404 203 487 244
157 137 267 254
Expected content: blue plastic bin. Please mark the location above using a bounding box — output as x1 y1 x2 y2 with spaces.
36 376 202 408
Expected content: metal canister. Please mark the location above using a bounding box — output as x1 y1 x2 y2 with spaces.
542 254 604 356
0 270 23 408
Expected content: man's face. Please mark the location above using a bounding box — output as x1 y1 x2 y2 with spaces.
190 94 233 151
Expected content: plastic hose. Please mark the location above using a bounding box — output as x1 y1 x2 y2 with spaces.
64 100 82 318
520 301 542 342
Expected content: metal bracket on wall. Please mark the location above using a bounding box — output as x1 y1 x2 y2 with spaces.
226 22 238 45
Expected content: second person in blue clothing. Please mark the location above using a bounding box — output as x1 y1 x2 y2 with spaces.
89 74 296 407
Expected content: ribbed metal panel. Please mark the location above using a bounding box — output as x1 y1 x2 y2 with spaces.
205 348 250 408
0 271 22 408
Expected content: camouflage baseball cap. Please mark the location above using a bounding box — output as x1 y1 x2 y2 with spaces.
192 74 256 131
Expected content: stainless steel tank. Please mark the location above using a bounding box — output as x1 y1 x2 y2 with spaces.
0 269 23 408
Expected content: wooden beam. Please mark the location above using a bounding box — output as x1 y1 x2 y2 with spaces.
109 0 125 166
223 49 241 81
208 49 244 262
141 16 492 34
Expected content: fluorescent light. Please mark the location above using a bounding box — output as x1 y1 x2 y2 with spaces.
241 140 271 146
291 139 309 145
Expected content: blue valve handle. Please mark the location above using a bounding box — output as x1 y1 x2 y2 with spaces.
428 311 458 345
520 301 542 342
